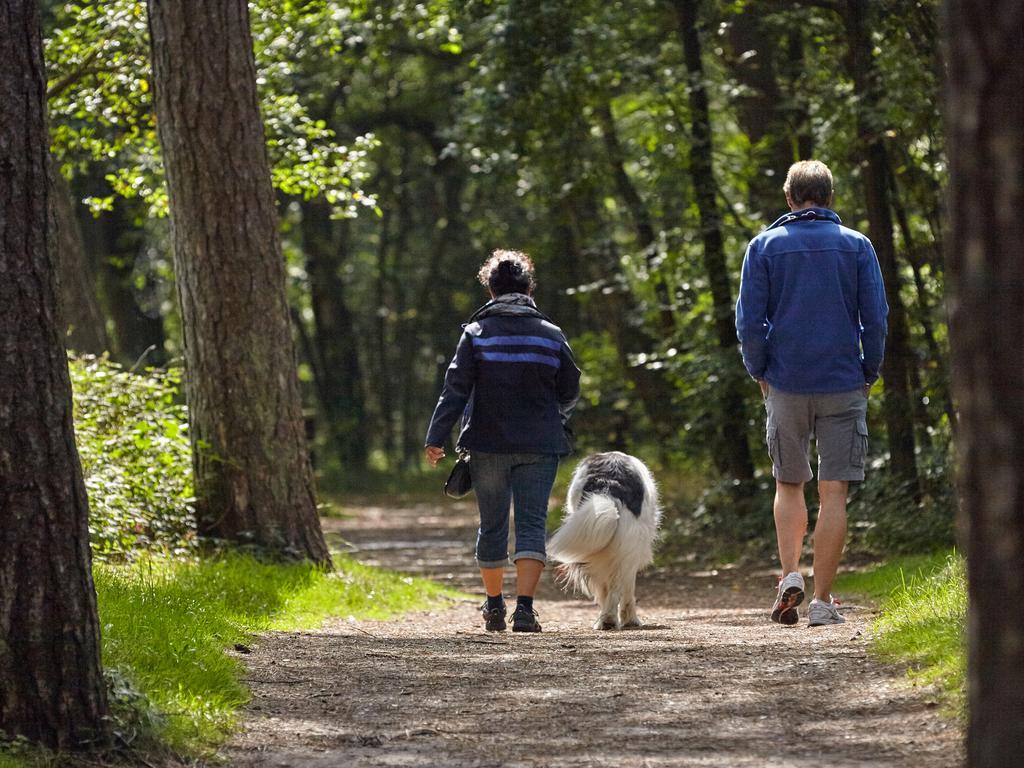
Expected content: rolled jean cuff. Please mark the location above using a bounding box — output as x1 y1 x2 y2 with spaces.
512 550 547 565
476 557 509 569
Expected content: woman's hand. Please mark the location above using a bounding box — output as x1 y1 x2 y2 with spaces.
425 446 446 467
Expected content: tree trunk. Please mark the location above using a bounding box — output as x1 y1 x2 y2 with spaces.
844 0 920 493
945 2 1024 764
595 100 676 336
0 0 109 748
147 0 330 564
725 3 796 222
888 169 956 432
671 0 756 484
301 203 369 472
76 193 166 367
48 162 110 355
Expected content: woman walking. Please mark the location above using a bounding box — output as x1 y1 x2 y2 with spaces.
425 250 581 632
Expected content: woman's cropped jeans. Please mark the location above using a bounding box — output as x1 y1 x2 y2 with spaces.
470 451 559 568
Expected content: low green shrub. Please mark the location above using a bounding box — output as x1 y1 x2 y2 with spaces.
69 355 196 560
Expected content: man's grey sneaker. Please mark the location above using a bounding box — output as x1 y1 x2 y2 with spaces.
807 596 845 626
511 605 542 633
481 602 507 632
770 571 805 626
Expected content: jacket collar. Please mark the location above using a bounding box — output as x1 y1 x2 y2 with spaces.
767 207 842 230
469 293 550 322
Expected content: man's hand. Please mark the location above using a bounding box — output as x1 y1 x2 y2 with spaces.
758 379 769 399
425 446 446 467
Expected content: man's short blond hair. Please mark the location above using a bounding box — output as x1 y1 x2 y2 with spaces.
783 160 834 207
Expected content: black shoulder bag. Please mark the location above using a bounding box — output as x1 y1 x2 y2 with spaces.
443 451 473 498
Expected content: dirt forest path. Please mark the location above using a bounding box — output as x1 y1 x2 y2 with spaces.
223 500 963 768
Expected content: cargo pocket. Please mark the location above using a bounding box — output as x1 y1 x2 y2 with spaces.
850 421 869 468
767 424 781 468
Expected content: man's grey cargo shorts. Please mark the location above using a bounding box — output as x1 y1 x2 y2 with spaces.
764 385 869 483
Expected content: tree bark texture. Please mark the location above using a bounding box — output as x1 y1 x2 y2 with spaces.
844 0 920 492
48 163 110 355
945 1 1024 764
0 0 109 748
672 0 756 484
147 0 330 564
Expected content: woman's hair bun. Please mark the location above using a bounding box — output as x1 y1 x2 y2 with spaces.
477 250 535 296
497 260 519 276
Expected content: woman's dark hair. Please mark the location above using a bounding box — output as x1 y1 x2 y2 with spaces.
477 249 536 296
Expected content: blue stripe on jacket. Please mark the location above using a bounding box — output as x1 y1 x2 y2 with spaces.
477 351 561 367
472 335 562 351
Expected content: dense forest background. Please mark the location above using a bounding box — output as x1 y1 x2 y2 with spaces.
44 0 951 553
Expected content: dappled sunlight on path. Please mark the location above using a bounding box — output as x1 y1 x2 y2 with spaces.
223 501 962 768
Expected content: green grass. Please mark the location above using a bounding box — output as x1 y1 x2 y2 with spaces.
96 552 456 752
837 550 966 713
1 552 457 766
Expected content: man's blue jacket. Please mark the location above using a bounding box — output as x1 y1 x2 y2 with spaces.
735 207 889 394
425 293 581 455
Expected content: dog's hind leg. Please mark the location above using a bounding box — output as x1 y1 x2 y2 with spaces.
619 570 641 629
593 582 617 631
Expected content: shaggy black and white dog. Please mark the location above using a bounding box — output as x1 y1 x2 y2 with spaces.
548 452 660 630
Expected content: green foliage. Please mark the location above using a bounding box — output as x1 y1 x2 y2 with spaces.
848 443 957 554
69 355 196 560
44 0 376 217
94 552 457 754
44 0 954 556
837 552 966 714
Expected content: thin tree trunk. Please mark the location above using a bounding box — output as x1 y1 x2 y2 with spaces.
945 1 1024 764
0 0 109 747
302 203 369 471
559 190 679 445
48 162 110 354
725 2 796 222
147 0 330 564
595 100 675 336
76 193 166 366
888 168 956 431
844 0 920 493
671 0 756 484
375 186 396 466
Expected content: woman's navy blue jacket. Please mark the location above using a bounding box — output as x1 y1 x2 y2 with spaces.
424 294 581 455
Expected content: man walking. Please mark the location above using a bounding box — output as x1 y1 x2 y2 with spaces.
736 160 888 626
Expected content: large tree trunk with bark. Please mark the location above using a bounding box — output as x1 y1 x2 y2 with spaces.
0 0 109 748
147 0 330 564
945 2 1024 764
844 0 920 493
671 0 756 485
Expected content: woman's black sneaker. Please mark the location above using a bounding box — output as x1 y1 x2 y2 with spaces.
511 605 542 632
481 602 507 632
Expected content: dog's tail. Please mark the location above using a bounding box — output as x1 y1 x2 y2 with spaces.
548 493 620 564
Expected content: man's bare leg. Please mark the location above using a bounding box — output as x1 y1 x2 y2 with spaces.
775 480 808 575
812 480 848 600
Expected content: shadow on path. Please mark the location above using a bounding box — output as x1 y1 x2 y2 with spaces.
222 501 962 768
